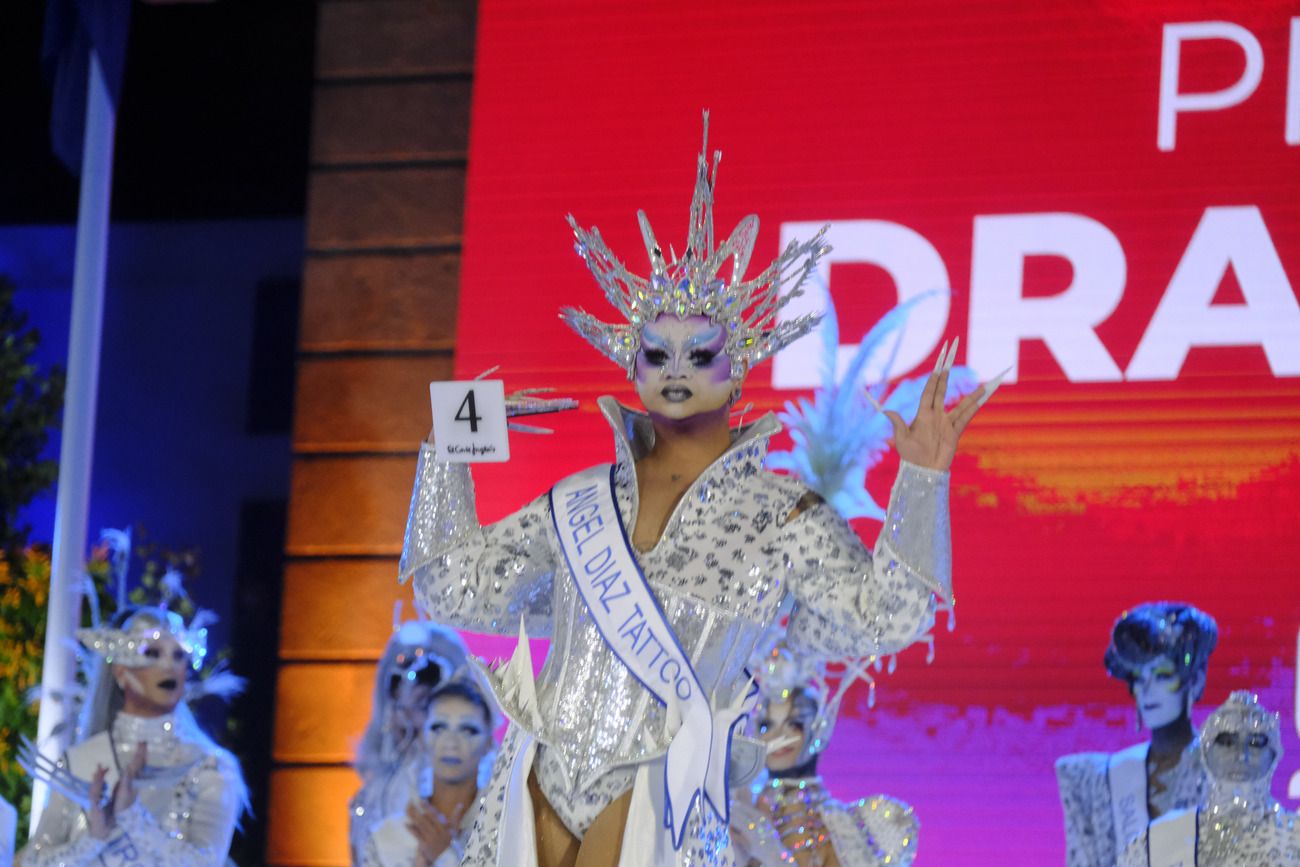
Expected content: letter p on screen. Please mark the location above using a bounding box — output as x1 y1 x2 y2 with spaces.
1158 21 1264 151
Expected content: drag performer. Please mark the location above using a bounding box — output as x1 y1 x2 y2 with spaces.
361 675 500 867
350 620 470 861
18 606 248 866
1117 691 1299 867
731 645 918 867
401 115 995 866
1056 603 1218 867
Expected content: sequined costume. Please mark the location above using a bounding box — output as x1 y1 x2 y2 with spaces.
400 396 949 864
1056 740 1205 867
1117 692 1300 867
731 775 917 867
17 712 244 867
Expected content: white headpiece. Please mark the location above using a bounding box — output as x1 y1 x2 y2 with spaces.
76 607 209 670
561 112 830 377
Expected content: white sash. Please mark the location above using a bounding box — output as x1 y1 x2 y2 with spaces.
551 465 746 850
1109 743 1150 855
1147 807 1197 867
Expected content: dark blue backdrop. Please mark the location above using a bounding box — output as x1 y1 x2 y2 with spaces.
3 218 301 655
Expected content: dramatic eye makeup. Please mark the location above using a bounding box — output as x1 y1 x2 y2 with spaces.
685 326 724 364
638 328 670 368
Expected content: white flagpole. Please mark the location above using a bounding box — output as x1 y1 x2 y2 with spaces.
31 48 118 833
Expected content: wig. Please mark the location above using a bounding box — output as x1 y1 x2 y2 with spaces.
354 621 470 778
1103 602 1218 698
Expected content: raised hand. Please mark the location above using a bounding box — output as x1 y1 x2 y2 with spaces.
406 798 456 866
86 742 147 840
87 765 113 840
874 338 1007 472
425 372 579 444
114 742 146 816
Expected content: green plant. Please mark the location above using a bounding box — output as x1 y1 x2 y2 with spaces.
0 275 65 553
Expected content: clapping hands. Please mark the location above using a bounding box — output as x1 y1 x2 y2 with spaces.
87 742 146 840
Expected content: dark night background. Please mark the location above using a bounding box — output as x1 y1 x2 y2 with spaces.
2 2 317 860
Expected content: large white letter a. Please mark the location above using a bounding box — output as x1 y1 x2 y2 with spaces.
1127 207 1300 380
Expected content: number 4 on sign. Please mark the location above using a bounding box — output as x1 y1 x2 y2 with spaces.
429 380 510 463
455 390 481 432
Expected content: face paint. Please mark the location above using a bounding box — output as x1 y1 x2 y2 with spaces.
114 633 189 716
1131 656 1187 730
423 695 492 786
634 314 735 421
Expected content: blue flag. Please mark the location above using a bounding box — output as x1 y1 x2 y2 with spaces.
41 0 133 174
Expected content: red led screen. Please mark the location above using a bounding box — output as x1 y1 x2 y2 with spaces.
449 2 1300 862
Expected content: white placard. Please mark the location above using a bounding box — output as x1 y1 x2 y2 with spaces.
429 380 510 463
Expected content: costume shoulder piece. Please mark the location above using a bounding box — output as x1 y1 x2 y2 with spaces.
1056 751 1118 867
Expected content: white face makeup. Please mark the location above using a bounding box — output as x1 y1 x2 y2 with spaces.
114 632 189 716
634 314 736 421
755 694 818 773
1131 656 1187 730
1205 728 1276 785
424 695 492 787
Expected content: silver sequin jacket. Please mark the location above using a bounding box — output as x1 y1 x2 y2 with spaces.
400 397 950 799
1055 740 1205 867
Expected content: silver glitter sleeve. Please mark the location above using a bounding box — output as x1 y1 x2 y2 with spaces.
399 443 556 636
780 461 949 659
878 461 952 602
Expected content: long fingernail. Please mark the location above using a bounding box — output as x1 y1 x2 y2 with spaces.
977 366 1013 406
933 341 949 374
943 337 960 372
864 390 885 412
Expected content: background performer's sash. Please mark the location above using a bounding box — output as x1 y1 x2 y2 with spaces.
1109 743 1150 855
1147 807 1197 867
551 465 743 850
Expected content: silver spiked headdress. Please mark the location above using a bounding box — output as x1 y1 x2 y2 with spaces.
561 113 830 378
